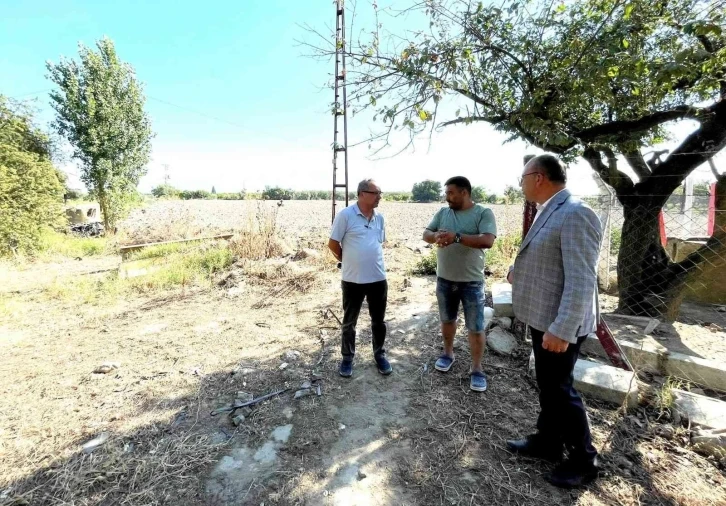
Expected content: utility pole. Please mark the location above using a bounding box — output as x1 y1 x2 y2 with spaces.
331 0 349 223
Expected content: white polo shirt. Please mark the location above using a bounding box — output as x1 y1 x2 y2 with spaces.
330 204 386 284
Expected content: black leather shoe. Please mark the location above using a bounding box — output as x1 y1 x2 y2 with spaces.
544 458 599 488
506 435 563 463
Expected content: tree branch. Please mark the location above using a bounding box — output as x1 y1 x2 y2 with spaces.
574 106 703 143
708 158 721 179
582 145 634 194
619 146 652 181
438 115 507 128
643 100 726 197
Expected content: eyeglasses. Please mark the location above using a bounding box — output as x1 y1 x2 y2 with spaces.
518 172 541 186
361 190 383 196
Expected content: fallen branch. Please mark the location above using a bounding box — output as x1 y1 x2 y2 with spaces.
210 388 289 417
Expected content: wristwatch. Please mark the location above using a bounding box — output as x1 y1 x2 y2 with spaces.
454 232 461 243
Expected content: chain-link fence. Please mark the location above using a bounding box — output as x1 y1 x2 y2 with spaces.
567 177 726 398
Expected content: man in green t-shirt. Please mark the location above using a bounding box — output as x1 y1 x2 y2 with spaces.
422 176 497 392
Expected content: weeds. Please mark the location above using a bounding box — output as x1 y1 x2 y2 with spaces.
411 248 437 275
45 245 234 302
487 233 521 278
655 377 686 416
229 203 287 260
36 229 108 259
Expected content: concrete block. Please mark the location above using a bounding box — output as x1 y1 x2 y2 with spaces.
673 389 726 429
581 334 726 392
574 359 639 408
665 353 726 393
530 352 638 408
580 334 662 373
492 283 514 318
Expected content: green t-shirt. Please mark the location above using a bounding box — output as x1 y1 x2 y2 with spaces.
426 204 497 282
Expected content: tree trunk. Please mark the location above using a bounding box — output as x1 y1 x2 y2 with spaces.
616 200 673 317
616 179 726 320
97 188 112 234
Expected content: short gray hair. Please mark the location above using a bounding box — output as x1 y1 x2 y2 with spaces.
357 179 376 195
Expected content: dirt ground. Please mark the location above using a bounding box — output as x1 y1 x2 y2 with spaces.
1 201 725 506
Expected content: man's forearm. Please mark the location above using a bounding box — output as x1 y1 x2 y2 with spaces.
459 233 495 249
328 239 342 261
423 229 437 244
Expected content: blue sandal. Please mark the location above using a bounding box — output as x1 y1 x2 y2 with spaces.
434 355 455 372
470 371 488 392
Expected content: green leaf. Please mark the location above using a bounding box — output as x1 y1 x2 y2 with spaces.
624 4 634 20
622 39 629 49
418 109 429 121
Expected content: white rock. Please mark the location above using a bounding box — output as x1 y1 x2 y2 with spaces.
82 432 110 453
496 317 512 329
284 350 301 361
692 429 726 459
279 362 288 370
93 362 120 374
487 327 518 355
294 389 312 399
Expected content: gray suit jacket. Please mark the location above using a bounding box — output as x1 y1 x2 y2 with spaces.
511 189 602 343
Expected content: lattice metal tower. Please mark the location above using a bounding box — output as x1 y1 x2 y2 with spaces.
331 0 349 223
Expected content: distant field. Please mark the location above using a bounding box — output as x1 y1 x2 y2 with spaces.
120 200 524 245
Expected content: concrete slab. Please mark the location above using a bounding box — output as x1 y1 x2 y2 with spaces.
581 334 726 392
492 283 513 317
673 389 726 429
529 351 638 408
575 359 639 408
664 353 726 393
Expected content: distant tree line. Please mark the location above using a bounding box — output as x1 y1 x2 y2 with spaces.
150 181 526 204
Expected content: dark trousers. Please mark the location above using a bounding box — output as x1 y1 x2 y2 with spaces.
531 327 598 464
341 280 387 361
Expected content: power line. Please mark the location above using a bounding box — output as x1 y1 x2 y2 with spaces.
8 89 52 100
147 96 247 130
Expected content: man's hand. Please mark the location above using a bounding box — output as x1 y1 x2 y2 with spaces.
435 230 455 247
507 270 513 284
542 332 569 353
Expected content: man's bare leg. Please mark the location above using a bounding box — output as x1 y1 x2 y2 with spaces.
442 320 457 358
469 331 486 372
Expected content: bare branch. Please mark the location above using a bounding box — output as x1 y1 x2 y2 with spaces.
574 106 704 143
438 115 507 128
582 145 634 194
708 157 722 179
619 146 652 181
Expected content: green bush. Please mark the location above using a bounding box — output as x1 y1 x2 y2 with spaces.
471 186 488 203
180 189 213 200
412 248 437 275
412 180 442 202
487 234 522 278
262 186 294 200
151 184 180 198
0 98 65 256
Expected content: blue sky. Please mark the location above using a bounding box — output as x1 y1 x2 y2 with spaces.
1 0 719 194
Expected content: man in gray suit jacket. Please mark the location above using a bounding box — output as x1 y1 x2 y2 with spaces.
506 154 602 488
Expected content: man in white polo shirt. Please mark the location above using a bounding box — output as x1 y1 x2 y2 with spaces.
328 179 391 378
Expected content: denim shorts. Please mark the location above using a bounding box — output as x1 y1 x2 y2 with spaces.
436 277 486 332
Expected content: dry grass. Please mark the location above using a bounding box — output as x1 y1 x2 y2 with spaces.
3 200 725 506
12 429 221 505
